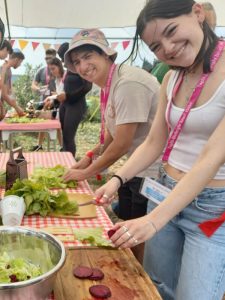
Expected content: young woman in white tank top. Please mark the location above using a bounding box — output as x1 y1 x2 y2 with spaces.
94 1 225 299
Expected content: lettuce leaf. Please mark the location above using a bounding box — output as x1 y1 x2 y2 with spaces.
73 227 112 247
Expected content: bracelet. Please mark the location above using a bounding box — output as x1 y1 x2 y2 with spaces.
112 174 124 187
86 151 94 161
148 220 158 234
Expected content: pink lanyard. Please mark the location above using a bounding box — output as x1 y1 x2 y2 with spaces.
162 40 225 162
99 63 116 148
45 67 50 85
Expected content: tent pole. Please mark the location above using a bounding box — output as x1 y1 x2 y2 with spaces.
4 0 11 40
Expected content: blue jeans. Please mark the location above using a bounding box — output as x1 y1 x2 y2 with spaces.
143 167 225 300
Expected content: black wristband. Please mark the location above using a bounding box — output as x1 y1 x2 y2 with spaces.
112 174 124 187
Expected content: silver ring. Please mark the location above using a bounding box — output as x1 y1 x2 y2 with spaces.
103 194 109 199
132 237 139 245
126 231 132 238
122 225 128 233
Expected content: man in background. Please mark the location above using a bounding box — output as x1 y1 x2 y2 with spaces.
0 40 12 60
1 49 25 116
201 2 217 30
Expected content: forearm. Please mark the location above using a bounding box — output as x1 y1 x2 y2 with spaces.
147 151 223 232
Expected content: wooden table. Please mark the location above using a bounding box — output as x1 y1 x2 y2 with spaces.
0 119 61 151
0 152 162 300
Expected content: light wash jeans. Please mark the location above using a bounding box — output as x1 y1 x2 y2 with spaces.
143 167 225 300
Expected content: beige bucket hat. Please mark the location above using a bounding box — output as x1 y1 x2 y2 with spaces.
64 28 117 72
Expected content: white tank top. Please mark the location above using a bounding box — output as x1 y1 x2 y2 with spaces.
166 70 225 179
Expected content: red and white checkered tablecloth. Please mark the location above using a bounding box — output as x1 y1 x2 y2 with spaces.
0 119 61 131
0 152 113 300
0 152 113 248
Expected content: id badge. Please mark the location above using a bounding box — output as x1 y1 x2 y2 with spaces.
140 177 171 205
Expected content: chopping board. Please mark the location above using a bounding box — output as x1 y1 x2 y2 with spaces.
54 248 162 300
50 193 96 219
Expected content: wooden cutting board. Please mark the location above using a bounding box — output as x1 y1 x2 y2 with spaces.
54 248 162 300
50 193 96 219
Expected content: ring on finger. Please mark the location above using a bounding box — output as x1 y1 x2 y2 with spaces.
126 231 132 238
132 237 139 245
103 194 109 200
122 225 128 233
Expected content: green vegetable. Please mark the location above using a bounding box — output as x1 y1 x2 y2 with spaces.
73 227 112 247
0 252 42 283
31 165 77 189
0 170 6 188
5 179 78 217
5 117 45 123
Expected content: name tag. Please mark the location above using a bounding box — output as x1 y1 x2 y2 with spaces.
140 177 171 205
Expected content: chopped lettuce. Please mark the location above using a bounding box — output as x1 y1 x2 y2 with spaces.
73 227 112 247
0 252 42 283
5 179 78 217
31 165 77 189
5 117 45 123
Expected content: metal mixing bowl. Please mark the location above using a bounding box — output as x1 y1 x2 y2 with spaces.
0 226 66 300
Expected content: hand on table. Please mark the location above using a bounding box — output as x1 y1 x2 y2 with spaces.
63 168 88 182
16 106 25 117
109 217 157 248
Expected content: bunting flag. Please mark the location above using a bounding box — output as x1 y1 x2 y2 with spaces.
10 39 15 47
54 44 61 51
111 42 119 49
122 40 130 50
18 39 29 50
31 41 40 50
43 43 51 51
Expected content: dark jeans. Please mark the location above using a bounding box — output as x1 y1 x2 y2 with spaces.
59 100 86 157
117 177 148 220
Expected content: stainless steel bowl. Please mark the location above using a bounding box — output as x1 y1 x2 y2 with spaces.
0 226 66 300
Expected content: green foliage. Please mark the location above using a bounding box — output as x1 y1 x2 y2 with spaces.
13 63 41 108
86 95 100 122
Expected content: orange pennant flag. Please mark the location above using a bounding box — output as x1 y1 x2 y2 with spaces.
32 42 40 51
18 40 29 50
111 42 119 49
122 40 130 50
10 39 15 47
43 43 51 51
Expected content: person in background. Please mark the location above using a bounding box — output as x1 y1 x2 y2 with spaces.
1 49 25 117
63 29 160 263
31 48 57 151
201 1 217 30
94 1 225 299
56 42 92 157
0 40 12 60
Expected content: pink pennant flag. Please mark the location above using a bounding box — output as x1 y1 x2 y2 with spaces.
111 42 119 49
32 42 40 51
54 44 61 51
10 40 15 47
122 40 130 50
18 40 29 50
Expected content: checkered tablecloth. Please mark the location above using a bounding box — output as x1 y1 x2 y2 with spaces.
0 152 113 247
0 119 61 131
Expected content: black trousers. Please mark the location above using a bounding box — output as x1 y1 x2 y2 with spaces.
59 100 87 157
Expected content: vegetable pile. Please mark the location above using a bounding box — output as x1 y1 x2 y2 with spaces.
5 179 78 217
0 252 42 283
73 227 112 247
5 117 45 123
31 165 77 189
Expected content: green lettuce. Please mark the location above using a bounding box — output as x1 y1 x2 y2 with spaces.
73 227 112 247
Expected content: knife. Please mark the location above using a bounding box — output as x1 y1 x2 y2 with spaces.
78 198 100 206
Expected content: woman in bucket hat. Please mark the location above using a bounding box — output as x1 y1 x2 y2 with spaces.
63 28 160 263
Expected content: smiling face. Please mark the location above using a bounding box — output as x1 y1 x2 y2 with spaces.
141 4 205 69
70 49 112 87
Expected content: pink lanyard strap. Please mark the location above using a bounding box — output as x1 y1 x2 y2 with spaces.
45 67 50 85
99 63 116 147
162 40 225 162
